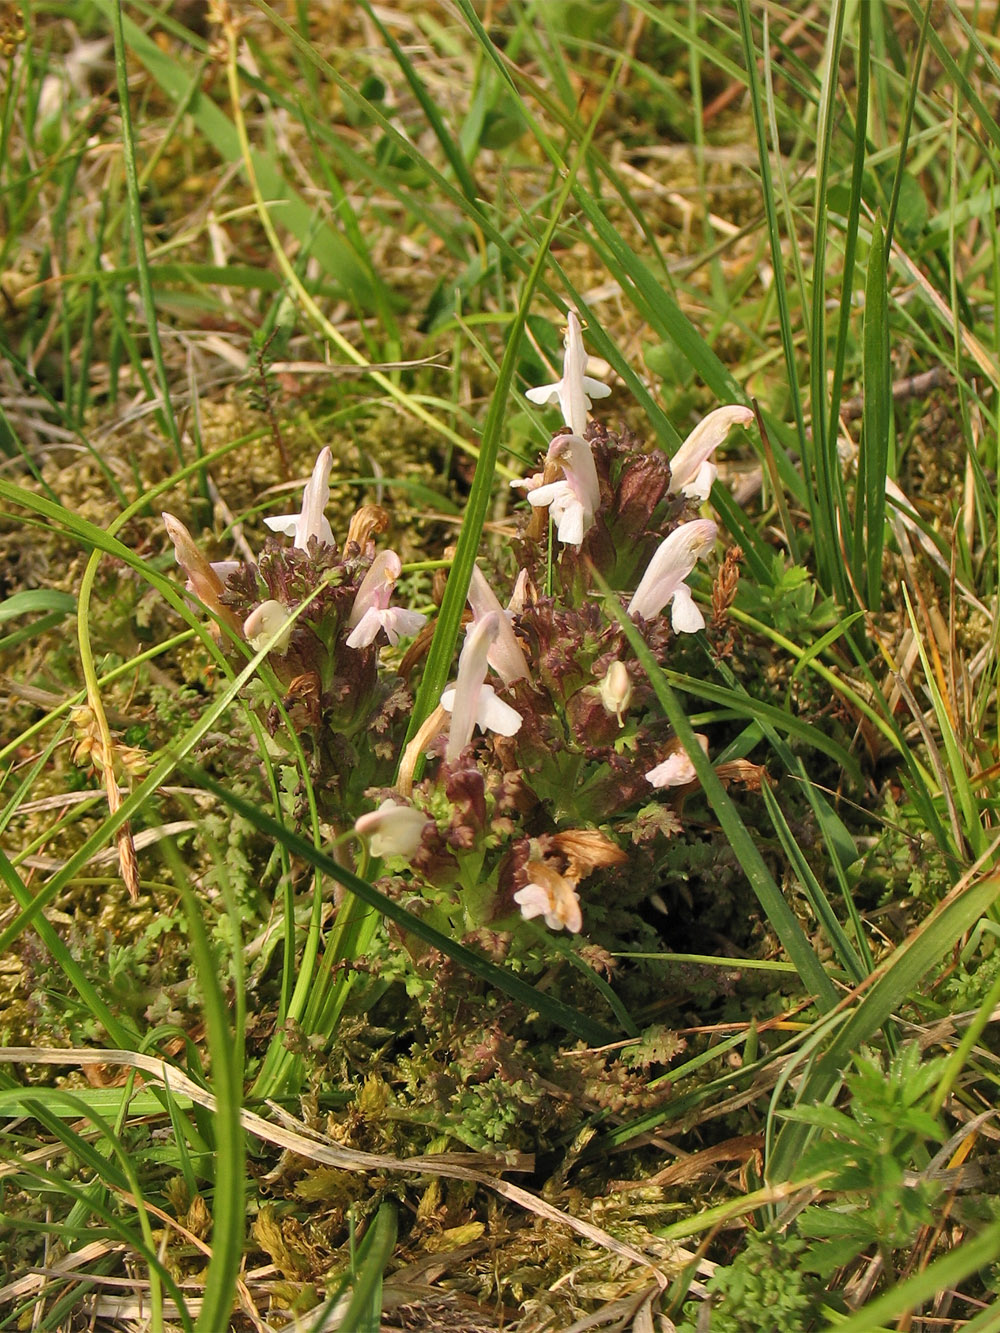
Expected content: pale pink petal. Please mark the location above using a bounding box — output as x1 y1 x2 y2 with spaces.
344 606 384 649
669 583 706 634
468 566 529 684
442 614 500 763
680 459 718 502
475 686 523 737
646 734 709 789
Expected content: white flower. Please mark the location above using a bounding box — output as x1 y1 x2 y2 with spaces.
525 311 611 436
669 405 754 501
264 447 335 550
627 519 718 633
346 550 427 649
440 613 522 763
467 565 529 685
513 862 583 934
599 661 632 726
355 798 429 859
243 599 292 655
525 433 601 547
646 734 709 788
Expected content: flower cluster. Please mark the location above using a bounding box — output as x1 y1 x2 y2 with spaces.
161 306 761 940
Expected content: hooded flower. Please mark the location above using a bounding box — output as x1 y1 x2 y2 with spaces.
525 433 601 547
440 612 522 763
646 734 709 788
467 565 529 685
627 519 717 633
346 550 427 649
525 310 611 435
264 447 335 550
513 861 583 934
355 798 429 859
669 405 754 501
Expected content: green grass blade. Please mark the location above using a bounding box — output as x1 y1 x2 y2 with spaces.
159 843 245 1333
855 214 891 607
326 1202 397 1333
819 1217 1000 1333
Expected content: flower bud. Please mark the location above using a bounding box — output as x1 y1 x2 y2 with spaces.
355 798 429 860
243 599 292 655
599 661 632 726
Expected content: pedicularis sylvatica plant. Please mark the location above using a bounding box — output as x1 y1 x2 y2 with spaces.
162 311 764 942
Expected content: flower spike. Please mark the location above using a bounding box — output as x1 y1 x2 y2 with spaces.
525 311 611 436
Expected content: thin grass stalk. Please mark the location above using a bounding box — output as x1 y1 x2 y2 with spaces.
735 1 812 504
856 214 891 607
809 0 853 603
110 0 183 465
357 0 478 205
825 1 870 469
882 1 931 258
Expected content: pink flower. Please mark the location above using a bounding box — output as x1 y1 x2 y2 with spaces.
513 862 583 934
525 433 601 547
440 613 522 763
346 550 427 649
264 448 335 550
646 734 709 788
524 310 611 435
627 519 717 633
669 405 754 501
